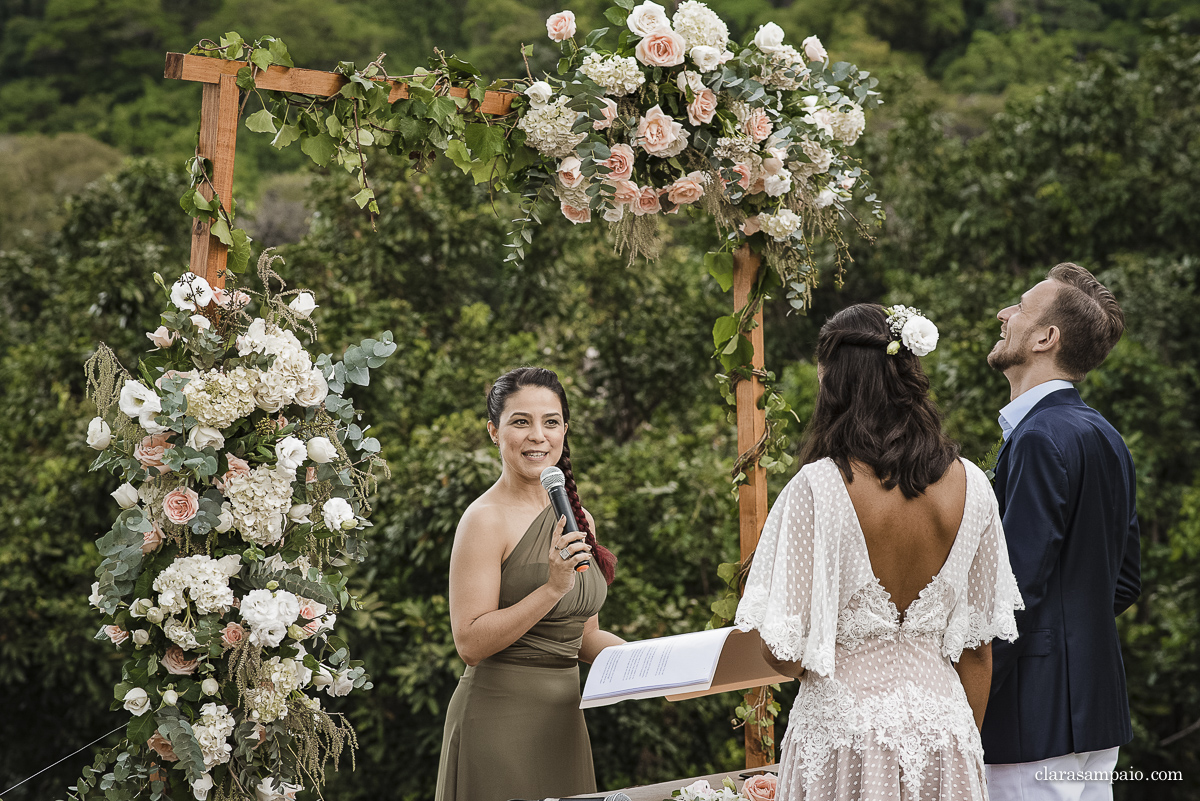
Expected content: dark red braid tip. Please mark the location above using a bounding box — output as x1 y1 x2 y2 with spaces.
558 441 616 585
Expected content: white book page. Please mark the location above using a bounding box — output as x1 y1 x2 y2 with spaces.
580 627 736 708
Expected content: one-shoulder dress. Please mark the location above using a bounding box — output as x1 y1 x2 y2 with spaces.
736 458 1024 800
436 505 607 801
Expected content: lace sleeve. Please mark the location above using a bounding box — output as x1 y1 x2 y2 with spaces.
734 467 839 677
943 475 1024 662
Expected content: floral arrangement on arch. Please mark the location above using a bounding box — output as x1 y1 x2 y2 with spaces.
667 773 778 801
71 254 395 801
517 0 882 309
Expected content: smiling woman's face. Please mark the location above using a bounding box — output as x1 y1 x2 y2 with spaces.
489 386 566 480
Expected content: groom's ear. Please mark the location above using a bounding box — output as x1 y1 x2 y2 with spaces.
1031 324 1061 354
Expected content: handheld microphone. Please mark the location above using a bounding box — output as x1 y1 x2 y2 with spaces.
540 466 590 573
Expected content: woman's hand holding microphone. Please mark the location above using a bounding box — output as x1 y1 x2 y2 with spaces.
546 515 591 597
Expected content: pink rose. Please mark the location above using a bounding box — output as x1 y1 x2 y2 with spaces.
220 622 246 649
636 105 683 156
687 88 718 126
142 523 164 554
558 157 584 189
146 732 179 762
603 144 635 182
162 487 199 525
635 29 686 68
745 108 773 143
305 466 317 484
632 186 662 216
216 454 251 490
593 98 618 131
741 215 762 235
146 326 176 349
742 774 777 801
560 202 592 224
298 599 328 637
611 179 640 205
104 625 129 646
546 10 576 42
667 172 706 206
216 289 250 309
160 645 198 675
134 434 174 475
732 163 753 190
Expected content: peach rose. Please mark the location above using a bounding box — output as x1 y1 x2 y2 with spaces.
298 599 328 636
593 98 618 131
635 29 686 68
741 215 762 235
667 173 706 206
745 108 773 142
146 731 179 762
154 369 193 390
632 186 662 216
560 202 592 224
275 415 288 431
558 157 584 189
546 10 576 42
687 88 718 126
220 622 246 649
636 105 683 156
215 288 250 309
611 179 640 205
732 163 753 190
146 326 176 349
134 434 174 475
160 645 198 675
104 625 129 645
162 487 199 525
603 144 636 182
216 454 251 490
305 466 317 484
742 774 777 801
142 523 164 554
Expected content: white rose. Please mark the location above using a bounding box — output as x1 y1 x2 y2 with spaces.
901 315 939 357
86 417 112 449
675 70 705 95
189 314 211 331
328 670 354 697
753 22 786 52
321 497 356 532
288 292 318 317
187 426 225 451
764 173 792 197
306 436 337 464
170 273 215 312
89 582 104 608
146 606 165 624
816 188 837 208
163 689 179 706
130 598 153 618
215 503 234 534
312 667 334 692
118 380 161 419
275 436 306 474
138 408 169 436
802 35 827 63
132 629 150 646
524 81 554 109
123 687 150 716
147 326 176 349
627 1 670 36
111 482 139 509
215 554 243 577
201 678 220 696
287 503 313 524
603 204 625 222
689 45 721 72
294 369 329 407
191 773 214 801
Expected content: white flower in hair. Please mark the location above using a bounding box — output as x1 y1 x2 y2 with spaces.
901 315 939 356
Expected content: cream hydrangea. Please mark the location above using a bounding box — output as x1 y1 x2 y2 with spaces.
183 367 259 429
580 53 646 97
162 617 200 650
792 138 834 179
830 103 866 145
516 97 588 159
671 1 728 50
192 703 236 768
244 657 306 723
224 465 294 546
759 45 807 90
759 208 803 241
152 555 242 615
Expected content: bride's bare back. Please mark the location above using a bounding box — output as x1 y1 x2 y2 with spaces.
844 459 967 616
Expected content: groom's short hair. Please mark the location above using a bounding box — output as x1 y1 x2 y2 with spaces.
1042 262 1125 380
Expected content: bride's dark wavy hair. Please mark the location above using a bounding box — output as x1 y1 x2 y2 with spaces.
797 304 959 498
486 367 617 584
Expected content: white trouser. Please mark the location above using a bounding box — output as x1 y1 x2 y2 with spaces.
986 747 1120 801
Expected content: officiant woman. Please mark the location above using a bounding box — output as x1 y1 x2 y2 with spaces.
435 366 623 801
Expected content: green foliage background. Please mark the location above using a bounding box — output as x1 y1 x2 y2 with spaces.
1 0 1198 798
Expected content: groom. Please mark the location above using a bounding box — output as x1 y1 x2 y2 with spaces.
982 262 1141 800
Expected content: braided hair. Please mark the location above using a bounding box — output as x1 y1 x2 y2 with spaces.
486 367 617 584
797 304 959 498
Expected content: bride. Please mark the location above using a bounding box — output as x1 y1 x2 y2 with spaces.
736 303 1024 800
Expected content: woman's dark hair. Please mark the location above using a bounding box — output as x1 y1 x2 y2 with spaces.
797 304 959 499
487 367 617 584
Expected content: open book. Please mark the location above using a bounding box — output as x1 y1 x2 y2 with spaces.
579 627 793 709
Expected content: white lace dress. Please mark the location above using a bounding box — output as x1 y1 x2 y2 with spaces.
735 458 1023 801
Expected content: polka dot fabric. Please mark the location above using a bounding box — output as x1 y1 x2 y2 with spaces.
735 458 1023 801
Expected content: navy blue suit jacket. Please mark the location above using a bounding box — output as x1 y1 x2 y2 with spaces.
981 388 1140 763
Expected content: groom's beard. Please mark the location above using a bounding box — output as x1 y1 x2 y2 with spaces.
987 330 1031 372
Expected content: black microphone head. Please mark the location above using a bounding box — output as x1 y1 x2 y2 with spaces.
540 466 566 492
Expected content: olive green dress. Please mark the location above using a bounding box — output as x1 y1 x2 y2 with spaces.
435 505 608 801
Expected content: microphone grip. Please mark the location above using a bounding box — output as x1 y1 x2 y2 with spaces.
547 486 590 573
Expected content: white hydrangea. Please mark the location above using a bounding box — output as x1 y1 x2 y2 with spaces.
224 465 295 546
792 138 834 179
759 208 803 241
671 1 728 50
516 97 588 159
162 617 200 650
243 656 307 723
152 555 241 615
183 367 259 429
236 319 305 359
759 44 807 90
192 703 236 769
580 53 646 97
240 589 301 650
830 102 866 145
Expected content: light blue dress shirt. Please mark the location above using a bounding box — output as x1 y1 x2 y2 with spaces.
998 379 1075 441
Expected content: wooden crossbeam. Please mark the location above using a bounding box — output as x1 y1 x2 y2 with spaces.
164 52 517 287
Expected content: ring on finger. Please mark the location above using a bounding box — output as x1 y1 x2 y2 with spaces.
559 547 572 560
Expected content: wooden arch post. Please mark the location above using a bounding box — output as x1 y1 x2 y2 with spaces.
732 244 774 768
